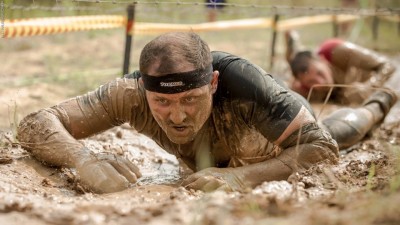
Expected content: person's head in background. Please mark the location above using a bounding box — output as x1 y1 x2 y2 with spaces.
289 50 334 93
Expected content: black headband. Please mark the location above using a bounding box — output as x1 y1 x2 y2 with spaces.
141 65 214 94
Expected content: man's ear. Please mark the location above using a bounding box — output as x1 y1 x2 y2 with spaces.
211 71 219 94
139 77 144 85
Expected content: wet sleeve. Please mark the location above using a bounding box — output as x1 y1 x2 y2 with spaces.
276 123 339 170
17 78 145 167
212 51 308 142
212 51 339 166
56 78 145 139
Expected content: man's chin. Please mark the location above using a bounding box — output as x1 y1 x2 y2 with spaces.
167 135 194 145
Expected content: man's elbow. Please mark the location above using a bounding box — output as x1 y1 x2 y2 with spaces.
17 109 58 151
298 138 339 170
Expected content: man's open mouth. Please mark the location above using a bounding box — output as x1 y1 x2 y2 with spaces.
172 126 187 132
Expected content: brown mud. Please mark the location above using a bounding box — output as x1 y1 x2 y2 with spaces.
1 107 400 224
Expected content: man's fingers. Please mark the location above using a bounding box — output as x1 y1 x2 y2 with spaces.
99 163 128 184
80 162 129 193
109 160 139 183
181 174 200 187
216 184 233 192
201 179 225 192
98 154 142 179
122 158 142 178
183 176 213 191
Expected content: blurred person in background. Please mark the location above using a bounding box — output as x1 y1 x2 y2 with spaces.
205 0 226 22
285 30 396 105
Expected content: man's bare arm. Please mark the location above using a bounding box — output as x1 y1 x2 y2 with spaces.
332 43 395 85
17 108 92 168
17 78 143 193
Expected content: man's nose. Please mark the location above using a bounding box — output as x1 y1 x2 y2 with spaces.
169 104 187 124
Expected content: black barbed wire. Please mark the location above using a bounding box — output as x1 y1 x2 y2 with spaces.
5 1 400 16
7 4 118 12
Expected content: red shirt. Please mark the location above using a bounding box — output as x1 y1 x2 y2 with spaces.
317 39 344 63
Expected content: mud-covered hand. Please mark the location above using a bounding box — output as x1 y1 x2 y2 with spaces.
181 167 247 192
75 152 142 193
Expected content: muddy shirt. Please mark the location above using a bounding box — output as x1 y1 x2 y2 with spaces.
18 51 338 172
318 39 395 104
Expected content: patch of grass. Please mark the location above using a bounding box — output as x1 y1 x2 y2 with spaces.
44 54 60 80
7 99 19 140
60 69 122 95
14 41 33 51
389 146 400 193
366 163 376 191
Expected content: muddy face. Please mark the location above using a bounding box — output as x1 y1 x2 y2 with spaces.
298 59 334 89
146 84 214 144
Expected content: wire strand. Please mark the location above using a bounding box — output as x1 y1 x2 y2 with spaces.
5 2 400 16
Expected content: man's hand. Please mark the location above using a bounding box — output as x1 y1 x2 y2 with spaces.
181 167 247 192
76 153 142 193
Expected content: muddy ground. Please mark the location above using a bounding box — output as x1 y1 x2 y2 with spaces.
1 29 400 225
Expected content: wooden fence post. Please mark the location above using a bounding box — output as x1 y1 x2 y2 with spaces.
332 14 339 37
398 14 400 36
372 16 379 41
270 14 280 70
123 4 135 76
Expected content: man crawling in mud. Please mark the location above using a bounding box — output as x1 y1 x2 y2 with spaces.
17 32 397 194
285 30 396 104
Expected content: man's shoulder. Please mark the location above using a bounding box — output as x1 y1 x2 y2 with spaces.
98 76 142 98
318 38 344 62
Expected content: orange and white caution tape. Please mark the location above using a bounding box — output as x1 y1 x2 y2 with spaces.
4 14 387 38
133 18 273 34
4 15 126 38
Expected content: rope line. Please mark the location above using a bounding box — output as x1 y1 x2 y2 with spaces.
4 15 125 38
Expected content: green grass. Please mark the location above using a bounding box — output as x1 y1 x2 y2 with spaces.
8 99 19 140
389 146 400 193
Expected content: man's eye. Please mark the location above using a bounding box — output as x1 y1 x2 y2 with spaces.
184 97 195 103
157 99 168 104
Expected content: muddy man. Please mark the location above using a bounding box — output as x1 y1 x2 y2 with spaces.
17 32 397 194
285 30 396 104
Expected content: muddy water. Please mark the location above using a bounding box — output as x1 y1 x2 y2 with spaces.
83 125 183 187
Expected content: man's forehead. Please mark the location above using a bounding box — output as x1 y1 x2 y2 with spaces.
146 60 195 77
146 60 162 75
149 85 208 97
